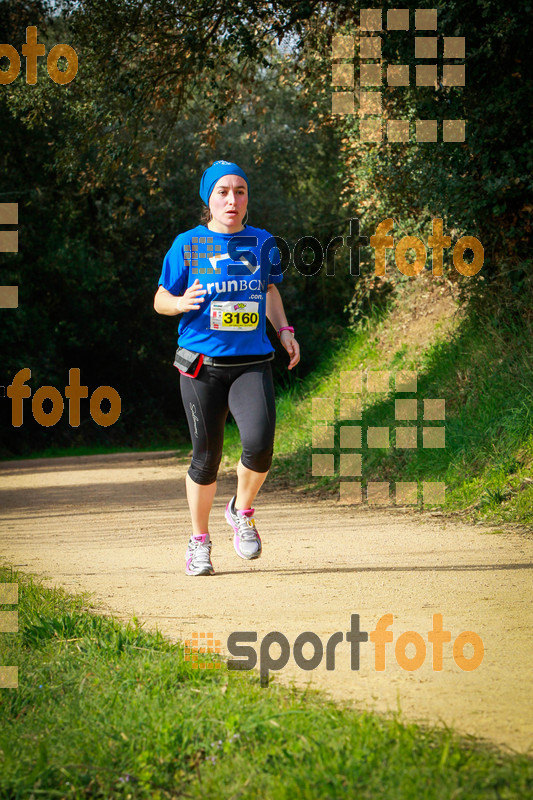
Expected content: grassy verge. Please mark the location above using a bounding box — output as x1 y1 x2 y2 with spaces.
223 289 533 527
1 566 531 799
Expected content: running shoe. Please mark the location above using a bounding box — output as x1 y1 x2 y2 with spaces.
185 532 214 576
225 495 262 560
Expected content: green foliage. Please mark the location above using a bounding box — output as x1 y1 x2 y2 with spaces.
317 1 532 288
265 286 533 526
1 0 531 459
0 2 346 454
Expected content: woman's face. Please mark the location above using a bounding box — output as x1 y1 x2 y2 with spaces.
208 174 248 233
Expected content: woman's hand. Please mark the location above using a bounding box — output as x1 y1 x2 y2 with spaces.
177 279 207 313
154 282 206 315
280 331 300 370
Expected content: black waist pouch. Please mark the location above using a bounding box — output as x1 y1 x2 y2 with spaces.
173 347 204 377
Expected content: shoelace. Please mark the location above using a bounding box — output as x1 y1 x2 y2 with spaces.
189 539 212 565
235 514 259 541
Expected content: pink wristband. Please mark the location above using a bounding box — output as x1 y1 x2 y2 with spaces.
277 326 294 337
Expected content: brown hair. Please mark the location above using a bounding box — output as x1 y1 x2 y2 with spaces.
200 204 211 225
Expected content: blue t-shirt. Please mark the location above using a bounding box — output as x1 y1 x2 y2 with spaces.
158 224 283 357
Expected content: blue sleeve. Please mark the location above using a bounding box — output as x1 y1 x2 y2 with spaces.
158 235 189 296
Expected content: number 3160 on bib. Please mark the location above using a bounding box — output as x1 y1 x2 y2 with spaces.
210 301 259 331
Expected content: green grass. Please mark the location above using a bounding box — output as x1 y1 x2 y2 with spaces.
222 299 532 527
1 566 532 799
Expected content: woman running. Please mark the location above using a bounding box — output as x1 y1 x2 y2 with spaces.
154 160 300 575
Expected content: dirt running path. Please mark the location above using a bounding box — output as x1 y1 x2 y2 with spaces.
1 452 532 754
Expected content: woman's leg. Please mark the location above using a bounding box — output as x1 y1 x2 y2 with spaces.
228 362 276 510
235 458 268 511
185 473 218 536
180 367 229 534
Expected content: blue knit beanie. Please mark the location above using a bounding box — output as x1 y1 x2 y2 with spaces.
199 160 249 206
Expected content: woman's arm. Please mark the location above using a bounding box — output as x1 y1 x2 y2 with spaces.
265 283 300 370
265 283 289 330
154 281 206 316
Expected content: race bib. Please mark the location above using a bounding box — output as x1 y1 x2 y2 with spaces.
210 301 259 331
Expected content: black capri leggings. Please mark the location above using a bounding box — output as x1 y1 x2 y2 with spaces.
179 360 276 485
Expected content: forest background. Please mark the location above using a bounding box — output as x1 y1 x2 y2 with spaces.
1 0 531 458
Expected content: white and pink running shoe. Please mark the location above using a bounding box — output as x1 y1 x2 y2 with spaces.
185 532 215 576
225 495 262 560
